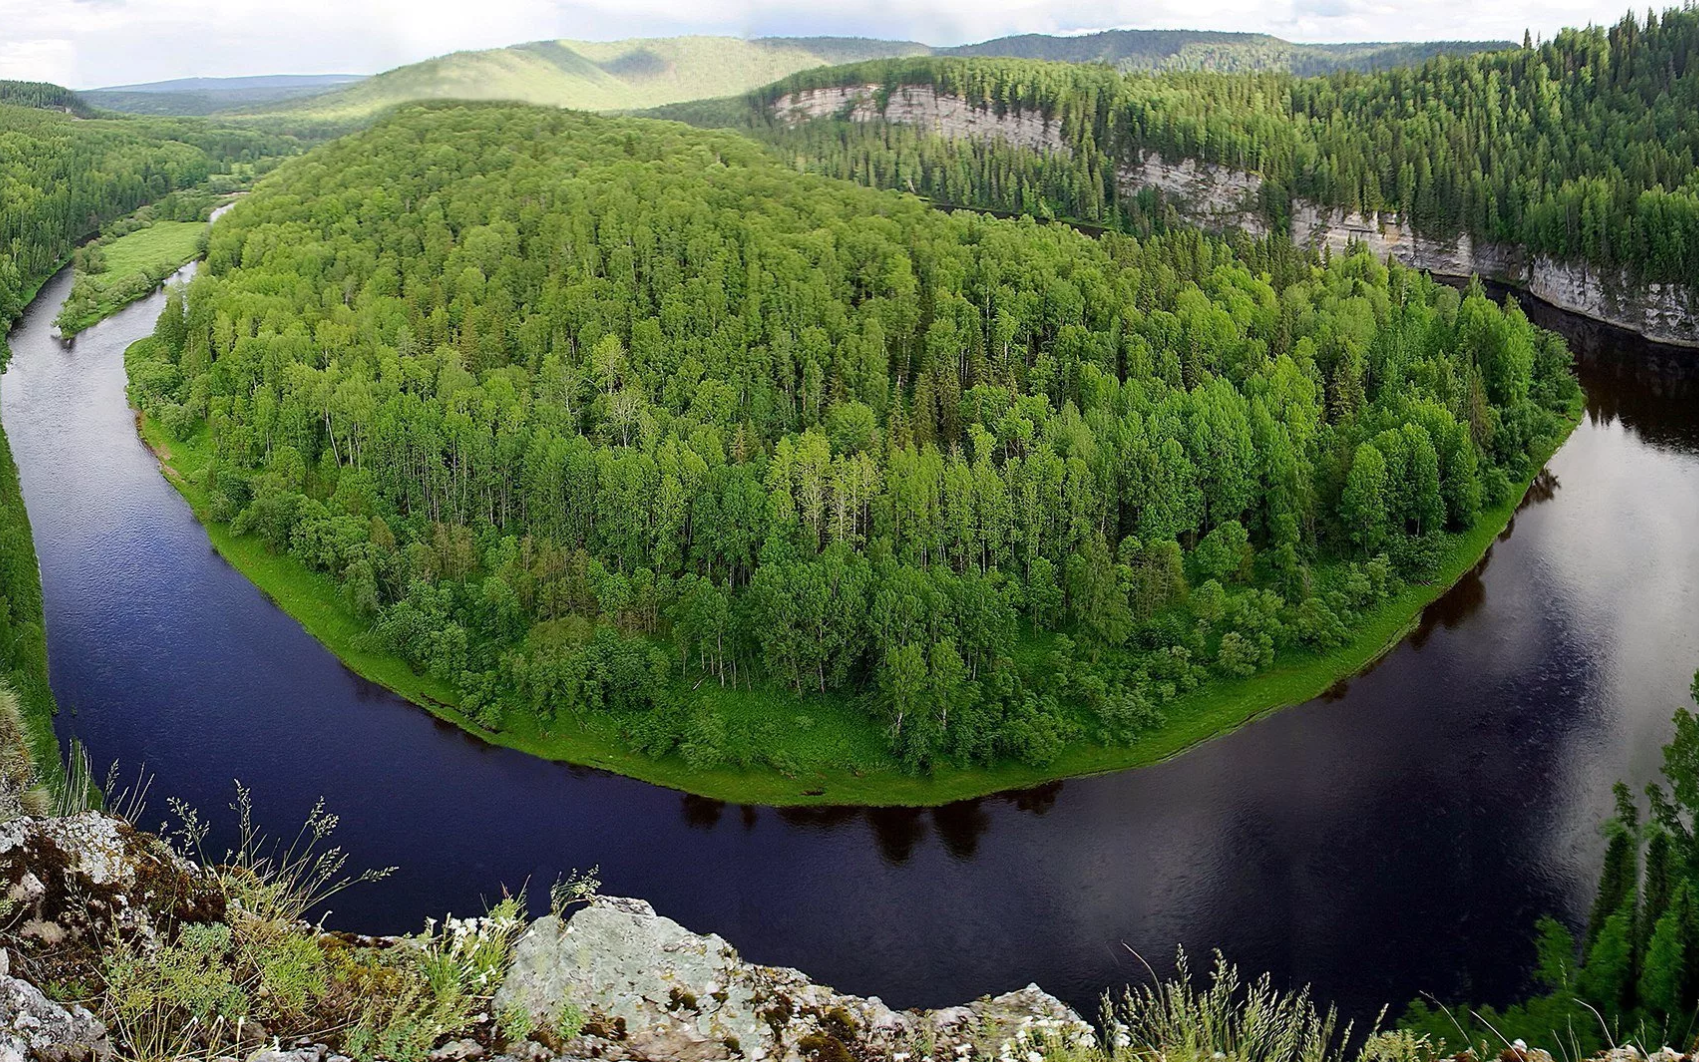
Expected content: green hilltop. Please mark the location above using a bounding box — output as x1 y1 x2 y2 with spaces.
939 29 1513 74
249 36 928 119
238 29 1510 120
0 79 95 117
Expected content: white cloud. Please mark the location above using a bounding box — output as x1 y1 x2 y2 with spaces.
0 0 1652 89
0 38 76 84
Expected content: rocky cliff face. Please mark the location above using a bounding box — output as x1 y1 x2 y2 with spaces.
1288 206 1699 347
774 86 1267 236
774 84 1072 157
0 813 1090 1062
772 87 1699 348
495 895 1093 1062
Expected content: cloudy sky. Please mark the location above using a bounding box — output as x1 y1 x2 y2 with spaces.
2 0 1644 89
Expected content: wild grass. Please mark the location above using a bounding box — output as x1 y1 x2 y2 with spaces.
163 783 395 928
0 681 50 820
54 221 206 337
0 421 62 794
1108 951 1366 1062
84 787 531 1062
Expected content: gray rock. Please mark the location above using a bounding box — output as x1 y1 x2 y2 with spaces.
0 972 113 1062
0 812 220 962
430 1040 486 1062
494 897 1093 1062
246 1048 326 1062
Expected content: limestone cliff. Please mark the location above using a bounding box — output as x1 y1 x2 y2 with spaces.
772 86 1698 348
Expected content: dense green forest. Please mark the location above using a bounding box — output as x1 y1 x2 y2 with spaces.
1403 670 1699 1052
0 98 303 349
0 80 94 117
126 102 1577 778
747 7 1699 292
0 90 305 786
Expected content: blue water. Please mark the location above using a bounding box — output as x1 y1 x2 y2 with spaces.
5 263 1697 1021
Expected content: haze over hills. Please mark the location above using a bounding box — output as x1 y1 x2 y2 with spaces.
231 28 1512 121
939 29 1516 74
250 37 929 120
84 74 366 116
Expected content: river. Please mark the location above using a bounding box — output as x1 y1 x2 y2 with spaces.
3 262 1697 1023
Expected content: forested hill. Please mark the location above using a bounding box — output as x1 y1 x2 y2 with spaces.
750 6 1699 293
0 80 94 117
129 101 1577 787
939 30 1510 75
245 30 1508 121
0 106 304 341
248 37 928 120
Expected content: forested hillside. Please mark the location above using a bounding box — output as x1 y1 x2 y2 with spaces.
0 80 94 116
254 37 927 120
753 7 1699 291
0 96 303 784
0 103 300 341
243 30 1508 122
128 102 1577 783
940 29 1509 75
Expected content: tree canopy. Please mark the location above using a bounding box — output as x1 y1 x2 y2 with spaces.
130 102 1578 775
751 7 1699 291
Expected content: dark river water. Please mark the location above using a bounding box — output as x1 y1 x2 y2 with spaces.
4 264 1698 1024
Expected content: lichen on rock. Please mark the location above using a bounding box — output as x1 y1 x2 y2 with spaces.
0 952 115 1062
493 896 1094 1062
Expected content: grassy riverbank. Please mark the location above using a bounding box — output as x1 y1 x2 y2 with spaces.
0 259 74 793
55 221 209 338
135 375 1580 806
0 407 63 791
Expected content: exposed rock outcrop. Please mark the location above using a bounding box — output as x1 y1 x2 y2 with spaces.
772 86 1699 347
775 85 1266 236
0 812 219 967
493 895 1094 1062
0 811 1089 1062
0 949 114 1062
774 84 1073 157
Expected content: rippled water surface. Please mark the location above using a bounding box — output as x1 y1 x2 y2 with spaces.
5 265 1698 1020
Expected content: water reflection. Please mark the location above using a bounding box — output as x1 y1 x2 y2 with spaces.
5 266 1699 1025
1408 559 1488 647
1520 469 1561 511
686 786 1062 865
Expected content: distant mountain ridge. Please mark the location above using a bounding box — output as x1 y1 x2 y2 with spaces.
249 37 929 119
92 74 364 93
84 74 366 116
940 29 1514 74
233 29 1511 120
